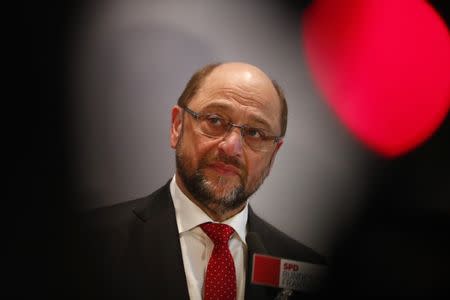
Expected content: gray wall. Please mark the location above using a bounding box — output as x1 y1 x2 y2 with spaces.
70 0 371 256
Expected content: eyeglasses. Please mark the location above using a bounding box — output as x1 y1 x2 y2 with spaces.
182 106 283 152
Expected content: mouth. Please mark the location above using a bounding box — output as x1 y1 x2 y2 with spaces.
208 162 241 176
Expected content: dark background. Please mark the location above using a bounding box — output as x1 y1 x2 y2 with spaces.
7 0 449 298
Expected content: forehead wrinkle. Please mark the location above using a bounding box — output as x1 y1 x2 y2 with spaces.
201 101 234 112
201 87 268 109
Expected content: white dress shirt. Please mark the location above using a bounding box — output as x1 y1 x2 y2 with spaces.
170 175 248 300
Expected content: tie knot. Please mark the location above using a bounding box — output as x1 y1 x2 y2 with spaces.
200 223 235 246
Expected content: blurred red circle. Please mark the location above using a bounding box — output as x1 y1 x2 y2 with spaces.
302 0 450 157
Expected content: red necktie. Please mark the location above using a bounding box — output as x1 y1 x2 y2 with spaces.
200 222 237 300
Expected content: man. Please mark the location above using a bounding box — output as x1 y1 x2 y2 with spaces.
72 62 326 300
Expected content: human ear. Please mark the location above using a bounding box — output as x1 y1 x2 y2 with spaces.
170 105 183 149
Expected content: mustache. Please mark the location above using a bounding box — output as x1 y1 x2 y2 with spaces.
214 153 243 169
199 152 246 175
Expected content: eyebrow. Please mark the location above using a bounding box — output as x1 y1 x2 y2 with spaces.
201 102 272 129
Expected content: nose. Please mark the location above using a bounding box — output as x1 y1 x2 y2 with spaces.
218 127 243 157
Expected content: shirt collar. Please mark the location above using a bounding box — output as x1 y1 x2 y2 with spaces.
170 175 248 244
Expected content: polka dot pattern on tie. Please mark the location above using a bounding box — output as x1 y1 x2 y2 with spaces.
200 222 237 300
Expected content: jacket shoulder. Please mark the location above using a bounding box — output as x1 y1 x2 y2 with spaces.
77 182 171 233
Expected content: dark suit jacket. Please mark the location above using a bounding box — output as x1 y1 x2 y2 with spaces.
69 181 327 300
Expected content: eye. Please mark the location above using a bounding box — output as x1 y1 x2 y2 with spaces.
246 127 265 139
206 115 224 127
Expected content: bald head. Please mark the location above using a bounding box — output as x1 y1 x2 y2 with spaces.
177 62 288 136
203 62 276 90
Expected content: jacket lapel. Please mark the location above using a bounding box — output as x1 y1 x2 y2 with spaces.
124 182 190 300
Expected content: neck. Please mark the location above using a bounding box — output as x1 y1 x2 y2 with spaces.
175 173 246 222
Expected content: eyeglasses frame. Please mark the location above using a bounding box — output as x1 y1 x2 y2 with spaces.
181 105 283 150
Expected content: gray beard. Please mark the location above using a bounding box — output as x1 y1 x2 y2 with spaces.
176 151 248 216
